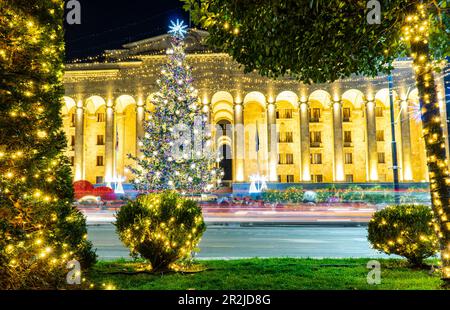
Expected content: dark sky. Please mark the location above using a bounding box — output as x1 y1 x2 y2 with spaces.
64 0 189 61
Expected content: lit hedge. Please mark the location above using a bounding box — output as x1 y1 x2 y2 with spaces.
115 191 206 271
368 204 439 266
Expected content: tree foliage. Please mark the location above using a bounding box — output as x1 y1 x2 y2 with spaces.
184 0 448 83
129 34 222 193
0 0 95 289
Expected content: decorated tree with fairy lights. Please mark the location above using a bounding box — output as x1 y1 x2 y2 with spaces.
129 20 222 193
0 0 96 289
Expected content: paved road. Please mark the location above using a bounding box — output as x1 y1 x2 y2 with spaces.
87 224 389 260
81 204 376 225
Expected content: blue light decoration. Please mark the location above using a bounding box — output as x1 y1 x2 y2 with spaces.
168 19 188 39
410 100 422 122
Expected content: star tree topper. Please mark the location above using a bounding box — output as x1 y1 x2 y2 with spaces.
168 19 188 39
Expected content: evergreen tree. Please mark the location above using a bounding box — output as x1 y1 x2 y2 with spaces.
129 21 222 193
0 0 96 289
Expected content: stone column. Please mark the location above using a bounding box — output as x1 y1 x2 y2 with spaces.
400 99 413 181
74 101 85 181
105 103 115 183
234 102 245 182
136 102 145 157
365 100 378 181
332 101 344 181
300 101 311 181
267 102 278 181
203 102 212 125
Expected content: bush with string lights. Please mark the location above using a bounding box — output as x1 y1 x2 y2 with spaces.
368 204 439 267
115 191 206 271
0 0 96 289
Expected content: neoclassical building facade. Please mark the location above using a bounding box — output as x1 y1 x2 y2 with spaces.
63 30 449 186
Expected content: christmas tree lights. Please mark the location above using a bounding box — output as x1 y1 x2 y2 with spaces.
129 21 222 193
402 4 450 281
0 0 95 289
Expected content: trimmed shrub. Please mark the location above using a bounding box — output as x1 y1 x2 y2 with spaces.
115 191 206 271
261 190 284 203
368 204 439 267
283 187 304 203
316 190 334 203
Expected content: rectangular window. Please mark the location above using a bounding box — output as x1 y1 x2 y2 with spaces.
376 130 384 141
70 156 74 167
313 175 323 183
279 153 294 164
286 175 294 183
70 135 75 147
97 113 105 122
378 152 385 164
278 175 282 183
276 109 293 119
96 156 104 167
286 153 294 164
344 131 352 144
344 153 353 164
345 174 354 183
310 153 322 164
278 131 293 143
310 131 322 147
285 132 293 143
376 106 383 117
96 176 104 184
343 108 351 122
310 108 321 122
97 135 105 145
71 114 75 127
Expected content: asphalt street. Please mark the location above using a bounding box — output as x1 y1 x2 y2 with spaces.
87 224 389 260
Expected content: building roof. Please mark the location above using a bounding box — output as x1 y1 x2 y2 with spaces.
103 29 211 61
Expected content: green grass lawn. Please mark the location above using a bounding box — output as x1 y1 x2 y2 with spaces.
88 258 445 290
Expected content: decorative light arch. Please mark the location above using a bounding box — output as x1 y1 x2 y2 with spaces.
375 88 398 108
85 96 107 114
243 91 266 109
341 89 365 109
308 89 332 108
61 96 76 115
116 95 137 113
276 91 299 108
211 91 234 108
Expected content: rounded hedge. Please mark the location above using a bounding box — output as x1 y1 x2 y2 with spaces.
115 191 206 271
368 204 439 266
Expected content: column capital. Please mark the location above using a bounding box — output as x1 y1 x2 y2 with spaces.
332 100 342 108
266 101 276 108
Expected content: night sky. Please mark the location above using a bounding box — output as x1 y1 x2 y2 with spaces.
64 0 189 61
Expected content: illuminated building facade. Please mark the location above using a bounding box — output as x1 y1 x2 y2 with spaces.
63 30 449 186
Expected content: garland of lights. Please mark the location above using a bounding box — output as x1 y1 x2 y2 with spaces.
128 20 223 193
402 4 450 280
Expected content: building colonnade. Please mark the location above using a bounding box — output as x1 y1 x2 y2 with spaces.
62 87 434 185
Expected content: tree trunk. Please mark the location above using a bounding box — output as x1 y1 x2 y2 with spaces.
407 5 450 282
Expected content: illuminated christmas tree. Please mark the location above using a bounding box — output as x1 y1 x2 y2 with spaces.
0 0 95 289
129 20 222 193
